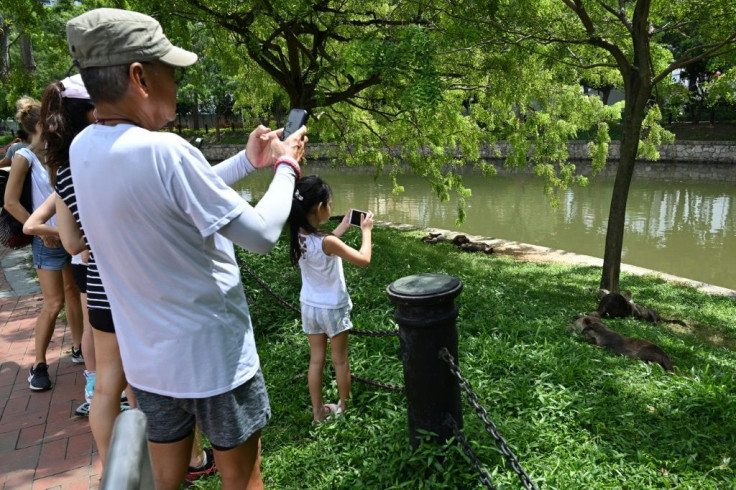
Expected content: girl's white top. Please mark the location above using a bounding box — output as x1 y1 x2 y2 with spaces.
298 233 351 309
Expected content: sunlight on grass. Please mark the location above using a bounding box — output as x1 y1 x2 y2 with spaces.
190 225 736 489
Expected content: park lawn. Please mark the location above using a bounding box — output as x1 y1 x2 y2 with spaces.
197 224 735 489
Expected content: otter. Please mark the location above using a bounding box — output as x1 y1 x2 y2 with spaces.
421 232 446 244
422 233 493 254
569 313 674 371
596 290 687 327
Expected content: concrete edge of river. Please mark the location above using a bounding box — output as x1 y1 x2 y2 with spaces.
379 221 736 299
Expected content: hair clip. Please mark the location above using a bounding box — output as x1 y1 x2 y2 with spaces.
294 189 304 201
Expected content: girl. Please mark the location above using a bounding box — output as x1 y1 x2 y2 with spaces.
4 95 83 391
288 175 374 423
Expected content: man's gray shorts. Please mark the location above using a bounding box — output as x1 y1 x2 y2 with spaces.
131 368 270 451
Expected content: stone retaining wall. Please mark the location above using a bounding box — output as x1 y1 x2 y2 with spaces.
203 141 736 181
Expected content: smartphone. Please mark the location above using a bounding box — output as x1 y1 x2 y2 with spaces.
281 108 309 141
349 209 367 227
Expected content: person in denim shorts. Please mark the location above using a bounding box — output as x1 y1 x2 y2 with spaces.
4 96 83 392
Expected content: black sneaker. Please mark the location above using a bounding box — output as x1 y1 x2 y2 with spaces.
71 346 84 364
28 363 52 391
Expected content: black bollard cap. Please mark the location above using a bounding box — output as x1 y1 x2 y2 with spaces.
386 273 463 306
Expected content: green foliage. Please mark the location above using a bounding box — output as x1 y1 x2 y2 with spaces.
0 0 87 114
208 225 736 489
638 105 675 161
589 122 612 175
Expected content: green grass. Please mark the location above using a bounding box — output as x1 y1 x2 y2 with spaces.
189 225 736 489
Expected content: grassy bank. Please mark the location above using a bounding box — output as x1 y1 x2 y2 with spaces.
192 224 735 489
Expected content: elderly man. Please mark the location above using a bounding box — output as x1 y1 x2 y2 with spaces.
65 8 306 489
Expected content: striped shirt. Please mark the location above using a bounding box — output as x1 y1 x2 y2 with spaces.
55 164 110 312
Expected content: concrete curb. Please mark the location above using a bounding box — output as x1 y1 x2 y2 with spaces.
382 221 736 299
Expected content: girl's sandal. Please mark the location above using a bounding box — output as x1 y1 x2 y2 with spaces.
324 403 341 419
313 403 340 425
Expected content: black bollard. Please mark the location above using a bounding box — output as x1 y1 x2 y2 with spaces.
386 273 463 447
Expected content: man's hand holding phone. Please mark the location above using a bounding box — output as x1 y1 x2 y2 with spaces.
270 108 309 166
245 108 309 169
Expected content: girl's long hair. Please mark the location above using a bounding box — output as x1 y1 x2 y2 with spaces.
287 175 332 266
40 81 94 186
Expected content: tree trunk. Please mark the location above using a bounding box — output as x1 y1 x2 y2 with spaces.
193 93 200 130
19 32 35 75
599 79 650 292
598 0 654 293
0 14 9 81
600 85 612 105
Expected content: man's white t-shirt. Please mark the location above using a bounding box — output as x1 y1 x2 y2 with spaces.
70 124 257 398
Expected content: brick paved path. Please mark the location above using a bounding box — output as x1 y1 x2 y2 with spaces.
0 247 100 490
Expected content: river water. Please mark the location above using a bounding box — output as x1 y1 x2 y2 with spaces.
233 167 735 290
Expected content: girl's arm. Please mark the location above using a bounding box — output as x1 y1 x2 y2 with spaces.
56 195 87 255
23 194 58 238
3 154 31 223
323 211 374 267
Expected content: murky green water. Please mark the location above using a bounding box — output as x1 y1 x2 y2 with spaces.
234 167 735 290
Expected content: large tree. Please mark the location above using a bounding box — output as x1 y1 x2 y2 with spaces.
122 0 615 220
472 0 736 292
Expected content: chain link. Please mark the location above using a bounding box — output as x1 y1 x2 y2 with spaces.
351 374 404 393
351 328 399 337
446 415 497 489
439 348 538 490
240 260 302 315
291 371 404 393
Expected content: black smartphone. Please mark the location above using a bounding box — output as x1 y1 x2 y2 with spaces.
281 108 309 141
349 209 367 227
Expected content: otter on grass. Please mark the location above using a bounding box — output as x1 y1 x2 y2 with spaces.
569 312 674 371
596 290 687 327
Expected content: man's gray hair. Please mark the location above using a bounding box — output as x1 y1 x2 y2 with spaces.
79 65 130 104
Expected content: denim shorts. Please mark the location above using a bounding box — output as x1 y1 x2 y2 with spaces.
31 236 71 270
131 368 270 451
301 304 353 338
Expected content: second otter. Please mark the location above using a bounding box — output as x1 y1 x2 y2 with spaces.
570 312 674 371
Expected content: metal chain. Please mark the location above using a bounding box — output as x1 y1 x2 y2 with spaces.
239 260 302 315
445 415 497 489
291 371 404 393
351 374 404 393
439 348 538 490
240 260 398 337
350 328 399 337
